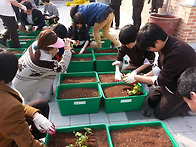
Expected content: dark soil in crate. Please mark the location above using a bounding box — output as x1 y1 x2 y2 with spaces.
58 88 99 99
110 125 173 147
73 50 92 54
99 73 122 83
103 85 143 98
96 55 116 60
61 76 97 84
48 128 109 147
94 48 118 53
71 57 92 61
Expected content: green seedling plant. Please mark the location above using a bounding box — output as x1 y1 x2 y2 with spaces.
67 127 93 147
127 84 141 96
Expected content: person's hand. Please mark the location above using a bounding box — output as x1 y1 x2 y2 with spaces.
20 5 27 12
31 26 38 31
45 16 50 19
152 66 161 76
33 113 56 135
79 48 85 54
115 71 123 82
123 70 137 84
64 39 71 51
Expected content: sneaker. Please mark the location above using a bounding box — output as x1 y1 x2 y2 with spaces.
187 110 196 116
0 38 8 48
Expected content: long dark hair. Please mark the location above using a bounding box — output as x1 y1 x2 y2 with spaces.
72 12 86 39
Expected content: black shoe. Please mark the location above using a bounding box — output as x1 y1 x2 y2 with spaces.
115 27 119 30
0 38 8 48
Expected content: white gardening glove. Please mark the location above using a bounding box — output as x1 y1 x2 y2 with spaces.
152 66 161 76
123 70 137 84
33 113 56 135
20 5 27 12
79 48 85 54
115 71 123 81
25 25 30 31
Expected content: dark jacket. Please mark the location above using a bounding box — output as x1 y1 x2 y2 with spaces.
116 45 155 67
67 25 90 42
155 36 196 93
20 9 45 30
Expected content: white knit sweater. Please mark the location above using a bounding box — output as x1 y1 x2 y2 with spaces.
12 41 72 104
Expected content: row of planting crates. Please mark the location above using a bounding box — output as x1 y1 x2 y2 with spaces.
55 71 147 116
45 122 179 147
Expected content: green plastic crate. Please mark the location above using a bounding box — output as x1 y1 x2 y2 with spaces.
72 48 93 54
59 71 100 84
94 53 117 72
6 39 35 48
67 54 95 72
100 82 148 113
108 121 179 147
6 48 26 58
17 30 40 36
18 36 37 40
45 123 111 146
97 71 129 83
55 83 102 116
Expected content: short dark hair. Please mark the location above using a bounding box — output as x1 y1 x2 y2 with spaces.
42 0 50 3
52 23 67 39
70 5 79 19
119 24 138 45
0 51 18 83
23 1 33 10
178 68 196 99
137 23 168 50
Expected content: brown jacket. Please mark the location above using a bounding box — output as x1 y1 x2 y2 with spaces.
0 83 46 147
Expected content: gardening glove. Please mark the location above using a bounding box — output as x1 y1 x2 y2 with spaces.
115 70 123 81
33 113 56 135
25 25 31 31
20 5 27 12
123 70 137 84
152 66 161 76
79 48 85 54
31 26 38 31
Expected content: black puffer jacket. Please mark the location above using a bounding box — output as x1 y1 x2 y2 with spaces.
110 0 122 6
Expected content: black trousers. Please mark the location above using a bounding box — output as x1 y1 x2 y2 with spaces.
132 4 144 30
110 5 121 28
0 15 20 48
148 87 190 120
28 99 49 139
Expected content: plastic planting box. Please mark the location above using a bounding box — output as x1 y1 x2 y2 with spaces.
59 71 100 84
100 82 148 113
94 53 117 72
67 54 95 72
6 39 35 48
17 30 41 36
45 124 110 146
55 83 102 116
108 121 179 147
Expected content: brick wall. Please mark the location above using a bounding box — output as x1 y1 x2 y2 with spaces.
141 0 196 44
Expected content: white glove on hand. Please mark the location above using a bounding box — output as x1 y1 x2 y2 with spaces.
123 70 137 84
79 48 85 54
25 25 30 31
20 5 27 12
152 66 161 76
33 113 56 135
115 71 123 81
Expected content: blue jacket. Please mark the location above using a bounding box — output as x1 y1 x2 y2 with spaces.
77 2 108 27
20 9 45 30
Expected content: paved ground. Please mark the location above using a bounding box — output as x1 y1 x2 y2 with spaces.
0 1 196 146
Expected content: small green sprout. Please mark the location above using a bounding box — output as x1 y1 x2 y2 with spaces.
127 84 141 96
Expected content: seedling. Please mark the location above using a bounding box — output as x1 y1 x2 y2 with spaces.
127 84 141 96
67 127 93 147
